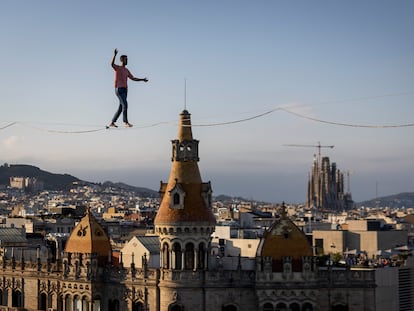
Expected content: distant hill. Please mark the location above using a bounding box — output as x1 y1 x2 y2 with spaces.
0 164 79 190
102 181 158 198
357 191 414 208
0 164 160 197
214 194 267 203
215 194 240 201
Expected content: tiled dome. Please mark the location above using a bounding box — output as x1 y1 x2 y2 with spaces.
64 208 112 260
259 205 312 260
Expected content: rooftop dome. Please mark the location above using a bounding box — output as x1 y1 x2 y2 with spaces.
258 204 312 261
64 208 112 261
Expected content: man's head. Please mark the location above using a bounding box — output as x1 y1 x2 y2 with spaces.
120 55 128 65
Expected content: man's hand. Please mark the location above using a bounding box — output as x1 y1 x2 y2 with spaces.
143 77 149 82
114 48 118 55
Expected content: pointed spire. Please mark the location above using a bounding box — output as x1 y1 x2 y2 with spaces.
178 110 193 141
154 110 215 226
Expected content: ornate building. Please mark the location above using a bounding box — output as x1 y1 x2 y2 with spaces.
0 110 376 311
306 155 353 212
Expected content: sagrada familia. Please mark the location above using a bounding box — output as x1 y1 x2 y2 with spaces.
0 111 376 311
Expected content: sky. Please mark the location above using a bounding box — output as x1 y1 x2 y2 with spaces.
0 0 413 203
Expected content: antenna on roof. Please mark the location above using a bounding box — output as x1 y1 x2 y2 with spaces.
184 78 187 111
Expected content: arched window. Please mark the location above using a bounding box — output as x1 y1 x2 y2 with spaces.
57 295 63 311
39 292 47 310
263 302 274 311
82 296 89 311
169 183 185 209
163 243 170 269
12 290 22 307
185 243 194 270
133 301 144 311
173 193 180 205
1 289 8 306
48 293 54 310
74 296 81 311
173 243 182 270
65 295 72 311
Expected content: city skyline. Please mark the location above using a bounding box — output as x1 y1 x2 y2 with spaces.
1 1 413 203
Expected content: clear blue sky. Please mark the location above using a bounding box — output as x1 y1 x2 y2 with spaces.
1 0 413 203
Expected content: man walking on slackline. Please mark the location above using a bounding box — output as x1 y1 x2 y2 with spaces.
109 48 148 128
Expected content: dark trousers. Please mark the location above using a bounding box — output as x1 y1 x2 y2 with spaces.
112 87 128 123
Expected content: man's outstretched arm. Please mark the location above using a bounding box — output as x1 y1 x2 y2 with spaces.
111 48 118 68
131 76 149 82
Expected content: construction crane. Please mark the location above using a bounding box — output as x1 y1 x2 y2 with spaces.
282 141 334 158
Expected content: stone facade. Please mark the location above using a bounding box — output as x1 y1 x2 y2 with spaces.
0 251 378 310
0 110 378 311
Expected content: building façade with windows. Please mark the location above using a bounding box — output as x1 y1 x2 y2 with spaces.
0 110 379 311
